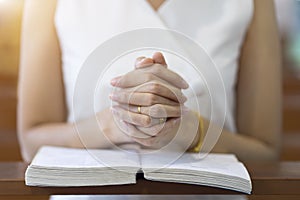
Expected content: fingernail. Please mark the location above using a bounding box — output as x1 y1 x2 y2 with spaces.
118 120 126 131
136 58 154 68
135 58 146 67
182 95 188 102
111 107 117 114
139 58 146 64
119 119 126 126
111 76 121 86
120 120 131 132
173 118 181 125
109 93 117 100
182 106 189 115
182 80 189 89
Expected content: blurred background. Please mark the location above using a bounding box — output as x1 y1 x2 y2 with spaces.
0 0 299 161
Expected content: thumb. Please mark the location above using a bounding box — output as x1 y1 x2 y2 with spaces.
152 52 167 67
135 56 154 69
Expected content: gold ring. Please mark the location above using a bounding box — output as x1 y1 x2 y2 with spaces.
137 106 141 114
159 118 166 124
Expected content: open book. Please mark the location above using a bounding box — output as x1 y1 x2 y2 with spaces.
25 146 252 194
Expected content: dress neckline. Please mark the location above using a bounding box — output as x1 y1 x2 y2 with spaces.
144 0 170 14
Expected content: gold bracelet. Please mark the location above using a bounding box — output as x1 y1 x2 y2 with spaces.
190 113 204 153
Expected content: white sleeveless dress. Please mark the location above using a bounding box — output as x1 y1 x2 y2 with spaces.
53 1 253 199
55 0 253 133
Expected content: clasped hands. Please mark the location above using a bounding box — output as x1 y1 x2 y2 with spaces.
110 52 192 148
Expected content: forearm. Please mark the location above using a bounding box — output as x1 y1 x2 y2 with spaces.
213 130 280 162
186 110 279 161
19 112 131 162
200 116 280 162
20 123 76 162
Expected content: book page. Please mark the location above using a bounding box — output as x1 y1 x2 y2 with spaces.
31 146 140 169
141 152 250 180
140 151 237 168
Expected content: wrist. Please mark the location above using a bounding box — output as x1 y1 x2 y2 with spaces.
188 112 205 152
66 122 83 148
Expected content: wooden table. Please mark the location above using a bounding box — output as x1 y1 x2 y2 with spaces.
0 162 300 200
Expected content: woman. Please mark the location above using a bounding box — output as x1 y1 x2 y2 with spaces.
18 0 281 163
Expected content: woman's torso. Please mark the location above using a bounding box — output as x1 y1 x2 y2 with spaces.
55 0 253 132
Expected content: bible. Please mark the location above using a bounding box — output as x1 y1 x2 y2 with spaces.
25 146 252 194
